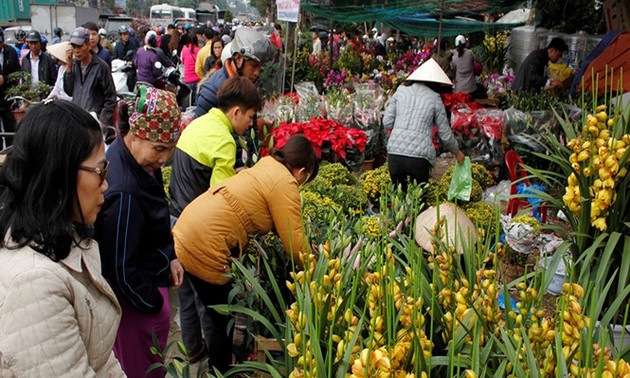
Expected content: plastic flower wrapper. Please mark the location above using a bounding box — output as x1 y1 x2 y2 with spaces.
483 72 515 98
324 86 354 126
294 81 324 122
353 84 384 130
500 214 541 254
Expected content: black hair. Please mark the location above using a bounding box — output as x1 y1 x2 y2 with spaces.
203 28 215 40
0 100 103 261
210 37 223 59
117 100 132 137
187 30 199 50
82 22 99 32
271 134 319 184
547 37 568 52
217 76 261 113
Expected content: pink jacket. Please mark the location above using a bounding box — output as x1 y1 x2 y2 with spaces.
181 44 201 84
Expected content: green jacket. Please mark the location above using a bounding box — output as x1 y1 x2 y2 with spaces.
169 108 236 217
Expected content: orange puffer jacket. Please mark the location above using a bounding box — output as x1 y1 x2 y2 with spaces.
173 156 306 284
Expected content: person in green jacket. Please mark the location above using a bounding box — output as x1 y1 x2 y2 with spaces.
167 75 261 363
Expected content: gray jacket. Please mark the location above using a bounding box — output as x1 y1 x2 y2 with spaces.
63 54 117 126
383 82 459 166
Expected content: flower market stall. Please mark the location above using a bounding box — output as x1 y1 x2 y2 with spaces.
154 14 630 378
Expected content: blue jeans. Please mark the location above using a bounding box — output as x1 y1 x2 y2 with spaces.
178 273 214 359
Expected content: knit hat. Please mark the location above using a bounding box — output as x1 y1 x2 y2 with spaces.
129 86 182 143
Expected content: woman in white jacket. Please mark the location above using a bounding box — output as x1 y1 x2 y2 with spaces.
0 100 125 377
45 41 72 101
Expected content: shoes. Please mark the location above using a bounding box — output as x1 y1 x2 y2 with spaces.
187 342 207 363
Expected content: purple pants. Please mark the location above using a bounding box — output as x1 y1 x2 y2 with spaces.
113 286 170 378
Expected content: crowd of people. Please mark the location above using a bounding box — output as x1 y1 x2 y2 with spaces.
0 15 570 376
0 16 312 378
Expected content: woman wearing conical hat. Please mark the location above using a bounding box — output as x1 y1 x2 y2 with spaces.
383 58 466 192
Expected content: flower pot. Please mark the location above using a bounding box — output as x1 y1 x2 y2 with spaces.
360 158 375 173
12 108 26 122
594 321 630 351
538 256 568 296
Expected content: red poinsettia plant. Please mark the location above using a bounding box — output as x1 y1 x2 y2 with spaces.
266 117 367 160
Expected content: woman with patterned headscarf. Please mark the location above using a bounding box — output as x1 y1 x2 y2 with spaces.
95 86 186 378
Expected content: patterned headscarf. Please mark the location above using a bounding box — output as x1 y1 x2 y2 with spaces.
129 86 181 143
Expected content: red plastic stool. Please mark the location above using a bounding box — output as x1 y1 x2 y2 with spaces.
505 150 547 223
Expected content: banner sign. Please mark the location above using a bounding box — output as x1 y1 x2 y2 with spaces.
276 0 300 23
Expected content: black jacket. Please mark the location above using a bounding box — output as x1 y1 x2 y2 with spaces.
20 50 58 87
512 49 549 93
95 137 175 313
0 45 21 108
113 38 139 61
64 53 117 126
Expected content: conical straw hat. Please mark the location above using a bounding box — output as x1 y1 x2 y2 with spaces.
47 41 70 64
415 202 477 254
406 57 453 86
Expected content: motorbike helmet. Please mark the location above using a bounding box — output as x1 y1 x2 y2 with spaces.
53 27 62 36
230 27 272 64
119 25 129 34
16 29 27 41
98 28 107 37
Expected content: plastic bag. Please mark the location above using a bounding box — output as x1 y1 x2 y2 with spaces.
474 109 504 140
447 157 472 201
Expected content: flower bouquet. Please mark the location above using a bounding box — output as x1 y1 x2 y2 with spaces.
324 86 354 126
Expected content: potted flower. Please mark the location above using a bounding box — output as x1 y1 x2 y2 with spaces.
5 71 52 121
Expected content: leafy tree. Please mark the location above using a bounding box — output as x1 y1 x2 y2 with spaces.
535 0 606 34
250 0 272 18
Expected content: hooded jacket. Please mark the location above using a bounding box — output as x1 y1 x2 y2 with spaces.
169 108 237 218
63 53 117 126
0 238 124 377
173 156 305 285
20 50 58 87
95 137 175 313
195 60 258 169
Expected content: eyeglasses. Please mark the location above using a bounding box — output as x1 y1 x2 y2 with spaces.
79 160 109 184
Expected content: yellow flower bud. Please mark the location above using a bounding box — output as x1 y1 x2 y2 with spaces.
596 111 608 122
592 217 607 231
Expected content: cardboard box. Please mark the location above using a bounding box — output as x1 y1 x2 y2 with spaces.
604 0 630 33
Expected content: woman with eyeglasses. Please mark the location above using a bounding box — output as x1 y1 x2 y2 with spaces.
172 134 319 373
0 100 125 376
94 86 185 378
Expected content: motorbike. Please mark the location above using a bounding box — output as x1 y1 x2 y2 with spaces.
135 57 191 109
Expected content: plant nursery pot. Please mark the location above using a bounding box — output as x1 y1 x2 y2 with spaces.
594 321 630 351
538 256 568 296
360 159 375 173
12 108 26 122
